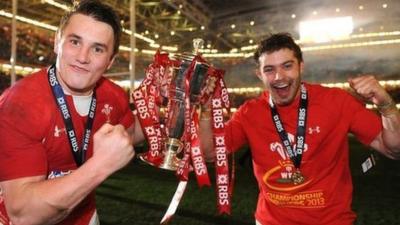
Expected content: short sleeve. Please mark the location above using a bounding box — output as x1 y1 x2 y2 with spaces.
0 95 48 181
343 92 382 145
118 97 134 129
107 80 134 129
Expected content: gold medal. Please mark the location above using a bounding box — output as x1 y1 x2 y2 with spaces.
292 170 305 185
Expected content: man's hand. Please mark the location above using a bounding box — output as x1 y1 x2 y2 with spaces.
348 75 393 107
349 75 400 159
92 123 135 176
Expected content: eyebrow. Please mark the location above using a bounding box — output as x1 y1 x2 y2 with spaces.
66 33 109 51
263 59 295 68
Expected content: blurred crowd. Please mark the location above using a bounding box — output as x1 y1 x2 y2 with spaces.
0 23 399 107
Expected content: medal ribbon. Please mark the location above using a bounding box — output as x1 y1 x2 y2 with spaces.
47 64 97 167
269 84 308 169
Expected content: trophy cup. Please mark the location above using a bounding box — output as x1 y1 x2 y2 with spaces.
158 39 210 170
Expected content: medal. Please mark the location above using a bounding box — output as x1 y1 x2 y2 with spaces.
269 84 308 186
292 169 305 185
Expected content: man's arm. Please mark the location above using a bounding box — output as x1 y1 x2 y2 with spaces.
126 115 144 145
349 75 400 159
0 124 134 225
199 109 216 162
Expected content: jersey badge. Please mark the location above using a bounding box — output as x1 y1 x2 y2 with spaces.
101 104 113 123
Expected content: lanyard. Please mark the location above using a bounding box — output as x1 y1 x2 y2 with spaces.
269 84 307 169
48 64 97 167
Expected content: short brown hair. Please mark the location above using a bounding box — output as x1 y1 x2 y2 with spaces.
254 33 303 64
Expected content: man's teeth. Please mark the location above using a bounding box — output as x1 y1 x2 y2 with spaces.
274 84 289 88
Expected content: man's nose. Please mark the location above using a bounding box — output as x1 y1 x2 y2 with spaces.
274 69 283 80
77 47 90 64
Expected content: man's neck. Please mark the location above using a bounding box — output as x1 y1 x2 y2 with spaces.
56 72 94 96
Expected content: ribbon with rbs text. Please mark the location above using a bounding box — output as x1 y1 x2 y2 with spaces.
133 51 232 223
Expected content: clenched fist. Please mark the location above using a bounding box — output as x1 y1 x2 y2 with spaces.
348 75 393 107
92 123 135 177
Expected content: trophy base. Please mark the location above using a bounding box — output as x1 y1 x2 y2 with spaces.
138 153 159 167
138 138 182 171
138 151 179 171
158 138 183 171
158 150 179 171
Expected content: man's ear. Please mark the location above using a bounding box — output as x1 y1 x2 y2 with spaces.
255 68 262 81
106 55 116 70
53 31 60 54
300 61 304 74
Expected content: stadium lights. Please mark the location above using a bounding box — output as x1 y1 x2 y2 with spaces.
43 0 70 11
141 49 157 55
301 39 400 52
202 52 254 58
350 31 400 39
0 63 40 75
149 43 178 52
119 45 139 52
299 17 353 43
0 9 157 44
0 10 178 54
1 6 400 59
240 31 400 53
0 10 58 31
198 49 218 54
44 0 158 45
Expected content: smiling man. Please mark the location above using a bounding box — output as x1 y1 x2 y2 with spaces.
200 33 400 225
0 1 136 225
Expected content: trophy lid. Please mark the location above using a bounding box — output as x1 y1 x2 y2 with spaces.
172 38 205 62
192 38 204 54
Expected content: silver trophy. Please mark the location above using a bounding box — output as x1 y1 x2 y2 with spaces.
158 39 210 170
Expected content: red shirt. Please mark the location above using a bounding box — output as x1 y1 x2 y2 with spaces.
0 68 134 225
225 83 382 225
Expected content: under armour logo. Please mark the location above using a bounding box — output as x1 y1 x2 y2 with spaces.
54 125 66 137
308 126 320 134
101 104 113 123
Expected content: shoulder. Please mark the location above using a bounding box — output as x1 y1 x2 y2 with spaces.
96 78 130 106
306 82 353 103
0 68 53 109
0 68 54 136
97 78 128 97
306 83 366 116
4 68 49 95
235 91 268 116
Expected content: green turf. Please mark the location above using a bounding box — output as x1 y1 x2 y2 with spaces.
96 137 400 225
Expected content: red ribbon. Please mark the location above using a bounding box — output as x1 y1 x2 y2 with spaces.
133 51 171 166
175 55 211 187
133 51 232 217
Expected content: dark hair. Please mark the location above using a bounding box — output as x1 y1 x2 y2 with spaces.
58 0 121 56
253 33 303 64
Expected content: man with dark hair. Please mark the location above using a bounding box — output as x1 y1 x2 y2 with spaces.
0 1 136 224
201 33 400 224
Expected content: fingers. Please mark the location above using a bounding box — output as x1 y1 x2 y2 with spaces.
92 124 135 174
95 123 114 135
204 76 217 95
94 124 133 147
349 75 377 96
348 75 391 105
